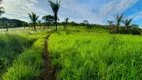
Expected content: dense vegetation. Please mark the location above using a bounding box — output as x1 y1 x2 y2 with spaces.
48 30 142 80
0 18 28 29
2 33 48 80
0 31 50 79
0 34 33 79
0 25 141 80
0 0 142 80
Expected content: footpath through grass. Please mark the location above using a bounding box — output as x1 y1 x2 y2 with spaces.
48 31 142 80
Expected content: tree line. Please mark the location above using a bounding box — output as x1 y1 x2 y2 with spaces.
108 14 141 35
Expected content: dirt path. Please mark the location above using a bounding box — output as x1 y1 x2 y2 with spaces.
39 34 56 80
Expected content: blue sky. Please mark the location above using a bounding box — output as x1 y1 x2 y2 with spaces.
2 0 142 26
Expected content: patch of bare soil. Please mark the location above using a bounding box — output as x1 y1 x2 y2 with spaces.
39 34 56 80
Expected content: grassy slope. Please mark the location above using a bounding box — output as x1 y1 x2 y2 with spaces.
0 26 142 79
2 32 48 80
48 31 142 80
0 34 34 79
0 27 50 80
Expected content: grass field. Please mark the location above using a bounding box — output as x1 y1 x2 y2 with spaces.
0 26 142 80
48 30 142 80
0 27 50 79
0 34 33 78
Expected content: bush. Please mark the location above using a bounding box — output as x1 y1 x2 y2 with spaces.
109 26 141 35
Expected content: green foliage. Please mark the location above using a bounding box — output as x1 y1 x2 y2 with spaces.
42 14 54 22
2 34 47 80
48 32 142 80
122 18 133 32
107 20 113 26
0 18 27 29
0 34 33 78
42 14 54 28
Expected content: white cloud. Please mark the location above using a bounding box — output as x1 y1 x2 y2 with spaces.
99 0 138 23
129 11 142 21
2 0 139 24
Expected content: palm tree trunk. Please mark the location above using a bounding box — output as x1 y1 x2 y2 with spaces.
55 20 57 31
48 23 50 28
116 23 119 33
6 23 8 32
33 22 36 30
116 26 118 33
46 20 48 28
55 13 57 32
24 25 25 29
125 26 128 31
49 22 51 28
65 22 67 30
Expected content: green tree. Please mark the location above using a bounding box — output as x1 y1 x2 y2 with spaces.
114 14 124 33
130 24 140 35
42 14 54 28
83 20 90 29
107 20 113 30
28 12 39 30
38 20 42 29
22 22 27 29
122 18 133 31
107 20 113 26
38 20 41 26
48 0 61 31
83 20 89 25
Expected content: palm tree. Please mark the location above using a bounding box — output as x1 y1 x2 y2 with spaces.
83 20 91 29
48 0 61 31
107 20 113 30
114 14 124 33
42 14 54 28
64 18 69 29
107 20 113 26
5 21 8 32
83 20 89 25
22 23 25 29
0 0 5 29
38 20 42 29
0 7 4 16
122 18 133 31
28 12 39 30
0 0 4 16
38 20 41 26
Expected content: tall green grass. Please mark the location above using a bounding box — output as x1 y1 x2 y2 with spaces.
0 34 33 78
2 33 48 80
48 32 142 80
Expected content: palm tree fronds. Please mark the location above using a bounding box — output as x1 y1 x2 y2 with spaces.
28 12 39 30
48 0 61 13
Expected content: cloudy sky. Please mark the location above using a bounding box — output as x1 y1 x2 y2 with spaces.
2 0 142 26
